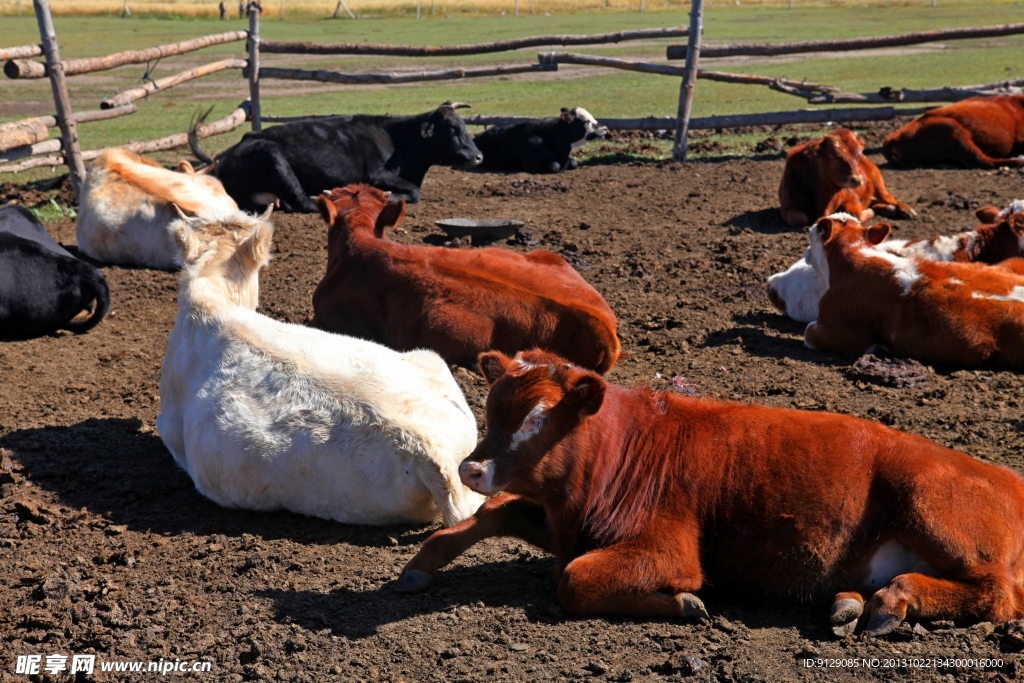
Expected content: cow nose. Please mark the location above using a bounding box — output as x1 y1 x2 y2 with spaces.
848 175 863 188
460 461 484 487
472 153 484 166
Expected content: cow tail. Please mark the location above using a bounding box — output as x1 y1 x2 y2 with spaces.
187 106 216 167
65 267 110 334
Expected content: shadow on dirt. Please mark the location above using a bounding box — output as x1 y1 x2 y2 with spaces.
1 416 437 548
724 208 795 235
257 561 831 642
700 312 853 368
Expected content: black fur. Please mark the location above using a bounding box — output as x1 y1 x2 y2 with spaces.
473 109 590 174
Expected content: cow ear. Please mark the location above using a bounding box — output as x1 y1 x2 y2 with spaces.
865 222 891 245
1009 213 1024 236
975 206 1001 224
815 217 836 243
421 122 434 138
479 351 512 386
240 221 274 270
375 200 406 237
177 160 195 175
570 373 606 417
560 109 573 122
317 194 338 225
169 217 201 265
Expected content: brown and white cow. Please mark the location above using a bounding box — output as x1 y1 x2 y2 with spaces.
768 204 1024 323
805 213 1024 368
778 129 915 228
312 184 620 372
883 96 1024 169
395 349 1024 635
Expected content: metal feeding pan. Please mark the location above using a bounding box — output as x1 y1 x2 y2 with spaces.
435 218 524 244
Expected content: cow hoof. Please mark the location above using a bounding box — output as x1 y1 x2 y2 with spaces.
393 569 433 593
864 612 902 636
676 592 710 620
830 599 863 637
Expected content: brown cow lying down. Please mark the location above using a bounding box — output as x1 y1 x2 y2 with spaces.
767 204 1024 323
805 213 1024 368
395 350 1024 635
883 96 1024 169
779 128 915 228
312 185 620 372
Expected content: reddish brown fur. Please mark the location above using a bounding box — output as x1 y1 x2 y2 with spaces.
806 214 1024 368
311 185 620 372
397 350 1024 634
778 129 915 227
902 213 1024 264
883 96 1024 169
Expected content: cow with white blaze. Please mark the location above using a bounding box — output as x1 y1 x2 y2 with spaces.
156 208 484 526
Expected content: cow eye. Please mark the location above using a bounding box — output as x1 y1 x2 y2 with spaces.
528 414 548 430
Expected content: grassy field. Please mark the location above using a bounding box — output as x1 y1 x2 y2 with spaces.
1 3 1023 181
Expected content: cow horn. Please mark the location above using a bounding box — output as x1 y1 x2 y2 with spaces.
172 203 190 220
442 101 472 110
260 204 275 221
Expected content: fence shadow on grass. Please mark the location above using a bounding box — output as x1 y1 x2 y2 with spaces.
0 416 437 549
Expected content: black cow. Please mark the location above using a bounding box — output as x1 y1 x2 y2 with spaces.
473 107 608 174
0 205 110 340
189 103 483 212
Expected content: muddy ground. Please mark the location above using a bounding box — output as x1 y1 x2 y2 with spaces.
2 146 1024 683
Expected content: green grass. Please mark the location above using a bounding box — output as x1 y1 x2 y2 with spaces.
1 3 1023 183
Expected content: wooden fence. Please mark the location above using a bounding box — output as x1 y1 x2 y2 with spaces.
3 0 1024 197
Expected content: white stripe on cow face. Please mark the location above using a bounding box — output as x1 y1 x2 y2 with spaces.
510 401 549 451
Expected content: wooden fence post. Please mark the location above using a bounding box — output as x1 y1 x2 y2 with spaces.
672 0 703 160
247 4 262 131
33 0 86 199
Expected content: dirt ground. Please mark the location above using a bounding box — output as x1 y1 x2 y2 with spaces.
3 145 1024 683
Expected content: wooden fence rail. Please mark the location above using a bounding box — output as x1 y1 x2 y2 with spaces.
667 22 1024 60
4 30 247 79
0 44 42 60
101 58 246 109
256 62 557 86
260 27 688 57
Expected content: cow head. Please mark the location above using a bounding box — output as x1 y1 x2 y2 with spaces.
420 103 484 168
808 213 890 285
458 350 605 497
317 184 406 239
819 130 865 189
569 107 609 150
169 205 274 311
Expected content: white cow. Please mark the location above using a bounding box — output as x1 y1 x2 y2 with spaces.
156 208 485 526
76 148 238 269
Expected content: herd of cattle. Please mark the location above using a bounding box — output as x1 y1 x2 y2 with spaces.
2 93 1024 637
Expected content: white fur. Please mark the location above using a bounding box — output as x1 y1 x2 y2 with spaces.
825 212 858 223
509 401 548 451
156 211 484 527
767 252 825 323
972 285 1024 304
865 540 935 589
76 148 238 269
859 247 922 295
570 107 609 151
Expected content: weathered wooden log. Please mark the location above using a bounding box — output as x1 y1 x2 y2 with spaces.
101 58 246 109
0 154 64 174
256 62 556 85
261 27 688 57
69 104 137 124
539 52 838 95
667 22 1024 60
0 44 42 60
0 117 50 152
0 101 250 175
673 0 704 160
248 7 261 131
468 105 933 131
0 138 63 165
4 30 247 79
808 79 1024 104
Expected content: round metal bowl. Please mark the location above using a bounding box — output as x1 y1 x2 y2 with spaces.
435 218 524 243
